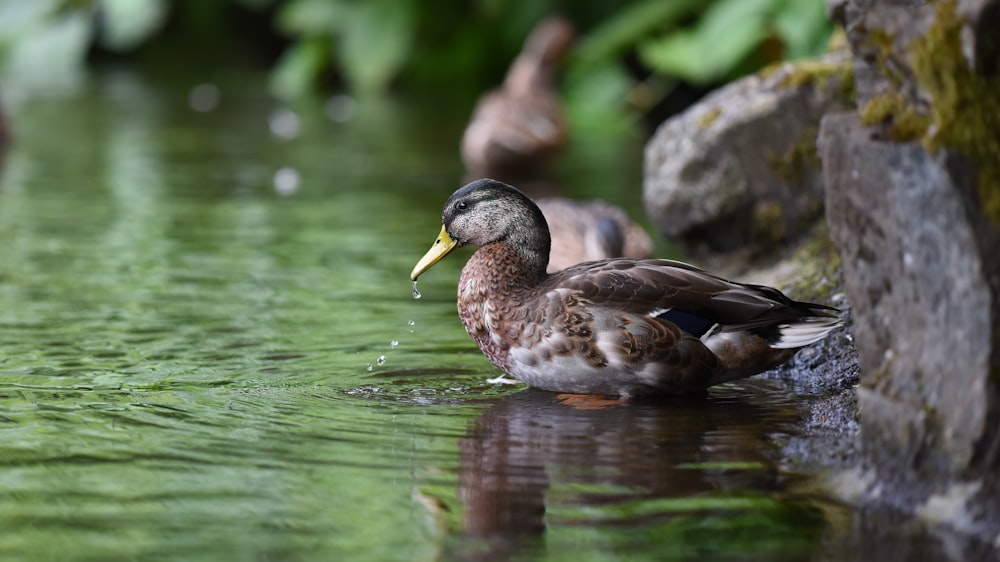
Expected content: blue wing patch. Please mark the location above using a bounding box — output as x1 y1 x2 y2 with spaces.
656 309 717 338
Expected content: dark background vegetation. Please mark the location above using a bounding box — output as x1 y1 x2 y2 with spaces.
0 0 833 131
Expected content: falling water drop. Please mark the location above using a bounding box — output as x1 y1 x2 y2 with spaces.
390 339 399 348
366 363 373 372
189 83 220 112
376 355 387 366
411 281 421 300
407 319 415 333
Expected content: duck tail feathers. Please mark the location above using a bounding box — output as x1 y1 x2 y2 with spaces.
770 316 843 349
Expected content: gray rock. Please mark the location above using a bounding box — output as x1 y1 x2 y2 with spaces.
643 51 853 257
821 113 996 480
818 0 1000 537
842 1 936 109
641 0 1000 540
819 0 1000 540
825 0 848 24
640 0 1000 541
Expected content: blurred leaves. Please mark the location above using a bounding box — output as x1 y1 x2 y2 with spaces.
773 0 833 59
0 0 833 116
638 0 832 84
270 36 330 100
338 0 415 94
563 59 634 133
98 0 169 51
0 1 92 100
573 0 703 65
272 0 417 96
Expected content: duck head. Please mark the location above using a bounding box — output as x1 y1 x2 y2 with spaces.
410 178 551 281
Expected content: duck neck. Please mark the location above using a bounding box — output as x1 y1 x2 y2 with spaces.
504 19 572 96
504 55 552 96
462 240 549 298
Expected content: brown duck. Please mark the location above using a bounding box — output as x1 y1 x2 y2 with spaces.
461 17 574 174
411 179 842 397
535 197 653 273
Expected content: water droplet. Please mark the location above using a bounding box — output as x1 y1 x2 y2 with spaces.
273 167 300 196
376 355 386 366
408 320 415 326
189 83 220 112
269 108 300 139
390 339 399 348
325 94 356 123
366 363 373 372
411 281 421 300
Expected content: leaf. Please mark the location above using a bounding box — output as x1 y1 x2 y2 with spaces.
564 59 634 132
697 0 779 38
575 0 703 65
639 0 777 83
1 10 92 98
276 0 350 36
773 0 833 59
639 29 709 83
641 24 774 85
338 0 415 93
98 0 169 51
0 0 61 41
270 37 331 100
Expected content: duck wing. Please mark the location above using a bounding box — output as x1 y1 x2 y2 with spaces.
547 258 837 338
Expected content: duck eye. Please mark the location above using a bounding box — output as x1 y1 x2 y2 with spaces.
455 201 468 212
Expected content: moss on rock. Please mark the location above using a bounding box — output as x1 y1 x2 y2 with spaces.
908 0 1000 225
856 0 1000 225
774 58 856 105
858 90 932 141
697 107 722 129
767 125 823 185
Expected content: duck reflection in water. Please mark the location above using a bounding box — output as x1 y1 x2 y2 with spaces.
443 386 825 561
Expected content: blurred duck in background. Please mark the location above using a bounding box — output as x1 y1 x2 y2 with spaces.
461 16 574 176
462 16 654 271
535 197 653 272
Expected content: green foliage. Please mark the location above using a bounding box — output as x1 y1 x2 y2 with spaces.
562 59 635 132
269 36 331 100
572 0 704 64
0 0 833 121
0 1 93 99
271 0 558 98
274 0 417 95
908 0 1000 225
638 0 833 85
773 0 832 59
98 0 169 51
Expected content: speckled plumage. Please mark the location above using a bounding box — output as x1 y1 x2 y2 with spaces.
411 179 842 397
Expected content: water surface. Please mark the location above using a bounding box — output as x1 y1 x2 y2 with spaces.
0 67 851 561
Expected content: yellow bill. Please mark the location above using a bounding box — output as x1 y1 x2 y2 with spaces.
410 225 460 280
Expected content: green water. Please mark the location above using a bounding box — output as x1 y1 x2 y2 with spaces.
0 68 843 561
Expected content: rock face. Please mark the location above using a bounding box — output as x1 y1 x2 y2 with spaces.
643 0 1000 540
643 51 854 258
820 0 1000 534
823 114 997 476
